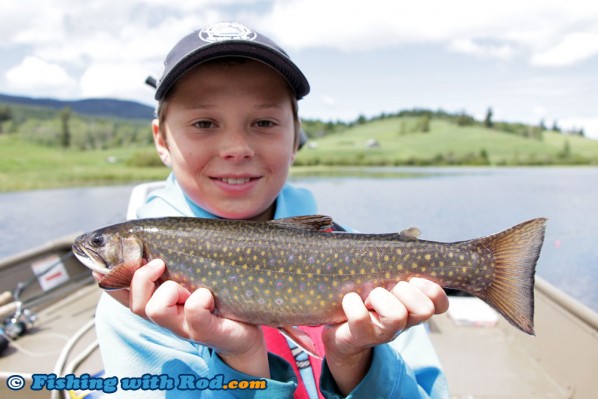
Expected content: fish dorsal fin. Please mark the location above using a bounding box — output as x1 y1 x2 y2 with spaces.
400 227 421 240
270 215 333 232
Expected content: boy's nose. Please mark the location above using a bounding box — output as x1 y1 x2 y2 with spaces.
219 129 255 160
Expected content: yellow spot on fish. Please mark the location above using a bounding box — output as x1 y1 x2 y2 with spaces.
384 255 389 262
338 269 344 275
462 267 467 273
425 254 431 261
264 289 270 295
412 262 418 269
396 249 403 255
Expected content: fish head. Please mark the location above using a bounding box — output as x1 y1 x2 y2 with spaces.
72 224 144 276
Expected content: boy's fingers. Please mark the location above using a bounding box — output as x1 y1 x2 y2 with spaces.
145 280 191 336
409 278 450 314
130 259 166 317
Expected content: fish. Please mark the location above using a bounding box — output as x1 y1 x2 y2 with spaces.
73 215 546 356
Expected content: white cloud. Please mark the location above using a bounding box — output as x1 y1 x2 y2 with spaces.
531 32 598 67
257 0 598 67
80 64 153 100
5 56 76 96
448 38 515 60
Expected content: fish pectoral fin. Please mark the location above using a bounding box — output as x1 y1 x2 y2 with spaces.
399 227 421 240
278 326 323 359
98 260 142 290
270 215 333 232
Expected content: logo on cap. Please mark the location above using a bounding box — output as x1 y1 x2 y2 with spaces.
199 22 257 43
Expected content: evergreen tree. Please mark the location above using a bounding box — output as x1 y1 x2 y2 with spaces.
60 107 72 148
484 107 493 128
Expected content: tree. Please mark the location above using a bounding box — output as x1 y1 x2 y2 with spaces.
484 107 493 128
551 120 561 132
60 107 71 148
0 105 12 134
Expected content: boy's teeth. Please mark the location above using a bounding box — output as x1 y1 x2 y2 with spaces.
221 177 251 185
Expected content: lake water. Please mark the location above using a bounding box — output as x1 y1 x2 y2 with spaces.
1 167 597 313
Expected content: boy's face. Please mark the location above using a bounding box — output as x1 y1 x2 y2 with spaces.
153 60 297 221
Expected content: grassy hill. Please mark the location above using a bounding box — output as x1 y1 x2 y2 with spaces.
295 117 598 166
1 107 597 191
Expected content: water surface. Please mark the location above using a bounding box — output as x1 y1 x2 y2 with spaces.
1 167 596 312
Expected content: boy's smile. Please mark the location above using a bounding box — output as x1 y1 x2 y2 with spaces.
154 59 297 221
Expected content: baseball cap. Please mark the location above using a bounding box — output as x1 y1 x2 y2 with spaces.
154 21 310 101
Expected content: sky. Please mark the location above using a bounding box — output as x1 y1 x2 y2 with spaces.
1 0 598 138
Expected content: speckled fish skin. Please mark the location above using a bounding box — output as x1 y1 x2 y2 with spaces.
72 215 547 335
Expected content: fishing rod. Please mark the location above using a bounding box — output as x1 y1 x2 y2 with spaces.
0 252 75 355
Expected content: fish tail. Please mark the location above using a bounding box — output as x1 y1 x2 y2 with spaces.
473 217 547 335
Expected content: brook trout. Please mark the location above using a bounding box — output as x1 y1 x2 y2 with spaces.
73 215 546 344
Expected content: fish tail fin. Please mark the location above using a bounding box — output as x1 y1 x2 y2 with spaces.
474 217 547 335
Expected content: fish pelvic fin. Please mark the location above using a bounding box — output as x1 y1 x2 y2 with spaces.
98 259 145 290
475 217 547 335
278 326 323 359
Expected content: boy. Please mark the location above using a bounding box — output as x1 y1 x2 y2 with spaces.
95 21 449 398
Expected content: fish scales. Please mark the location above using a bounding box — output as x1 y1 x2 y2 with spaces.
72 215 547 335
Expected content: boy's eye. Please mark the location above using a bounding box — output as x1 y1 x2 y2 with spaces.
255 120 275 128
193 120 215 129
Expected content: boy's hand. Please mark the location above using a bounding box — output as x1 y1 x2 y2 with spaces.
322 278 449 395
101 259 270 378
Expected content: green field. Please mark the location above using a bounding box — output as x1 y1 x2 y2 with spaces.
1 116 597 192
295 118 598 166
0 135 169 191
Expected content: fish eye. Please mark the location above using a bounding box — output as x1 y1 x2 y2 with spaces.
90 233 105 247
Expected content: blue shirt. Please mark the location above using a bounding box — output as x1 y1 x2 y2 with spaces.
95 174 449 398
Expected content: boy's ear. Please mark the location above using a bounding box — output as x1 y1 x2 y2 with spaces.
152 119 172 168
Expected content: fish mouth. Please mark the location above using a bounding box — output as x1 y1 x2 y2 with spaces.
72 243 111 275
